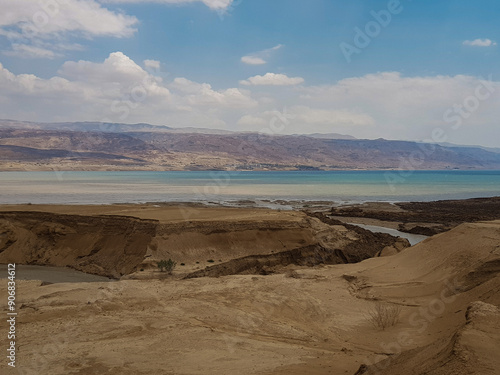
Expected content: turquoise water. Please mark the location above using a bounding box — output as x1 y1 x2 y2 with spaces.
0 170 499 204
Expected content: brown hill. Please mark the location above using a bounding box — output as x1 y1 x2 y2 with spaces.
1 125 500 170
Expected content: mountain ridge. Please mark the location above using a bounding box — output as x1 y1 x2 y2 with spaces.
1 120 500 171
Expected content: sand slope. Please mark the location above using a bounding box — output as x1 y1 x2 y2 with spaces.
0 219 499 374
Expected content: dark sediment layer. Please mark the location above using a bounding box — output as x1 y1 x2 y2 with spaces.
183 244 344 278
184 213 409 278
329 196 500 235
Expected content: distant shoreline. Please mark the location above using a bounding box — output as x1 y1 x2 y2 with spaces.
2 167 500 172
1 170 500 205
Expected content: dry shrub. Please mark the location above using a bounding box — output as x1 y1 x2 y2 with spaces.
368 302 402 330
157 259 176 274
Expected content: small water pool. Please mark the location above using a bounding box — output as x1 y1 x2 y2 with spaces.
347 223 429 246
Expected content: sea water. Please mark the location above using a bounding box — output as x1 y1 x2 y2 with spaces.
0 170 499 205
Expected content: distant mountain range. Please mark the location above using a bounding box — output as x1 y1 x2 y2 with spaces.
298 133 357 140
432 142 500 154
0 119 235 135
1 119 500 171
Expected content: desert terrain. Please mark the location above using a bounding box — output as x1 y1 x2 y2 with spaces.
0 204 499 374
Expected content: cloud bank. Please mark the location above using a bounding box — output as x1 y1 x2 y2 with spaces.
1 53 499 147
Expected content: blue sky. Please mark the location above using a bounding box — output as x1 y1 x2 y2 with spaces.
1 0 499 147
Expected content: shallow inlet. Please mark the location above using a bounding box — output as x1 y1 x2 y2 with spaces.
346 223 428 246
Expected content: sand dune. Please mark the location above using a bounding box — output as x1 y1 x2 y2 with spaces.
0 212 498 374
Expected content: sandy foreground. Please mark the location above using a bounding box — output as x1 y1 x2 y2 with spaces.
0 205 499 374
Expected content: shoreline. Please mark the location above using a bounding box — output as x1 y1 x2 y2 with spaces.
2 194 499 227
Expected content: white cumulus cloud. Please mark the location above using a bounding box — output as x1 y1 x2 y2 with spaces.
0 52 257 128
144 59 161 70
463 38 497 47
102 0 234 10
0 0 138 39
58 52 155 86
240 73 304 86
169 77 256 108
299 72 500 145
241 44 282 65
241 56 266 65
0 0 138 59
3 44 60 59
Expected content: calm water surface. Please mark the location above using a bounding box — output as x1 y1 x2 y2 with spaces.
0 170 499 204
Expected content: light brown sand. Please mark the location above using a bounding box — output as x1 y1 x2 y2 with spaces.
1 219 499 374
0 203 304 223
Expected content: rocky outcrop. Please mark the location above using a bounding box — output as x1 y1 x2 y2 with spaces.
0 212 158 278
